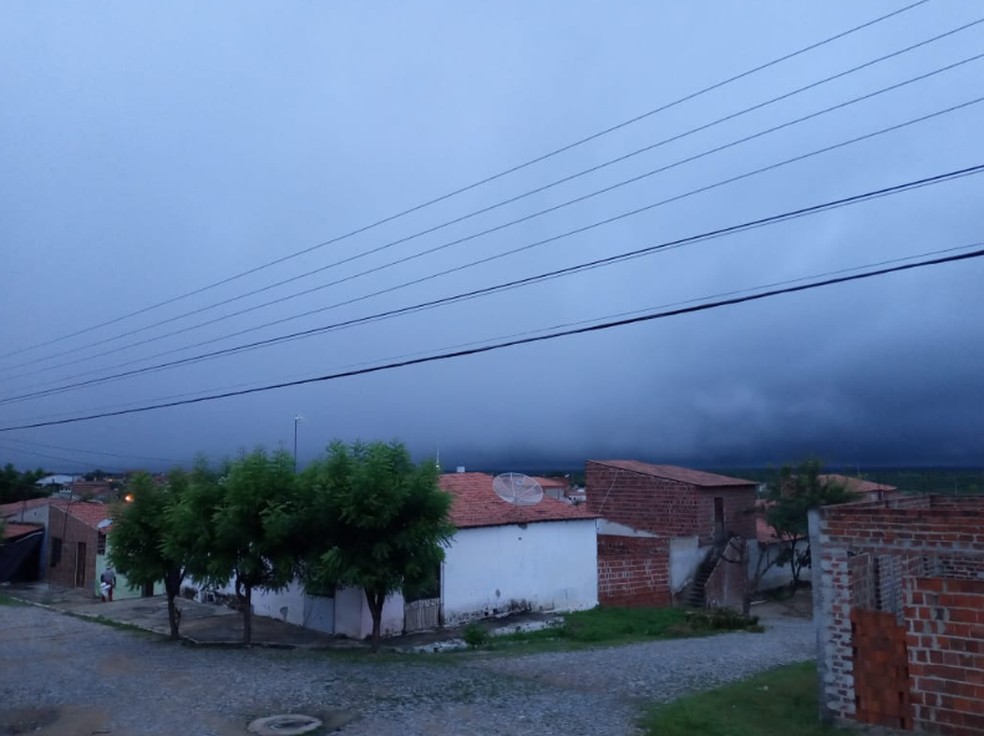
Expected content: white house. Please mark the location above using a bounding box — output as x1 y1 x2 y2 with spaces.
228 471 599 640
436 471 598 625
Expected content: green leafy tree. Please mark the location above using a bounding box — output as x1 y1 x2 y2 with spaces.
0 463 48 505
745 459 858 612
299 440 454 652
169 449 300 645
109 470 189 638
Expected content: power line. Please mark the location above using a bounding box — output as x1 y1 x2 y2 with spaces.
2 163 978 405
0 442 121 472
6 15 977 376
0 436 176 464
9 239 980 427
1 244 980 434
0 0 931 362
8 79 983 387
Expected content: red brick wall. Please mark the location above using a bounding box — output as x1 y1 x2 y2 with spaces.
906 578 984 736
597 534 671 607
586 462 757 543
816 497 984 735
47 506 98 593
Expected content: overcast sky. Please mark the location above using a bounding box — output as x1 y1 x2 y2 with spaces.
1 1 982 474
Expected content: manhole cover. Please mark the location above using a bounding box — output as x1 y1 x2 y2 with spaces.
247 714 323 735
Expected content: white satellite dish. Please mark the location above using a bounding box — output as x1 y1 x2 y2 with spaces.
492 473 543 506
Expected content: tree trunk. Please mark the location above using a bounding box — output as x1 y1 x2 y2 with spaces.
365 588 385 653
243 583 253 646
164 569 183 640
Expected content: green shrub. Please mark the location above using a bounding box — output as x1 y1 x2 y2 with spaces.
685 607 759 631
462 622 489 648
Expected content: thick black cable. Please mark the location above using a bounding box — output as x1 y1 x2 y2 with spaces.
2 163 979 405
8 83 984 388
0 0 931 361
8 76 983 385
11 240 981 426
1 244 979 433
6 14 977 375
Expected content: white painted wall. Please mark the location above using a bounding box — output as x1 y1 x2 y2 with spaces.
442 519 598 624
211 577 335 634
747 542 807 592
333 586 404 639
669 536 702 593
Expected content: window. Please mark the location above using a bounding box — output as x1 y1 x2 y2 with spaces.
97 533 106 555
50 537 63 567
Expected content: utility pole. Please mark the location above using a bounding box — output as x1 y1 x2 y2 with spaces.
293 415 304 472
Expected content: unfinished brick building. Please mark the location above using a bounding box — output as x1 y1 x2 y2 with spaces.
811 495 984 736
586 460 757 609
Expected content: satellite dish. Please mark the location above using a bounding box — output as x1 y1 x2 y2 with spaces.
492 473 543 506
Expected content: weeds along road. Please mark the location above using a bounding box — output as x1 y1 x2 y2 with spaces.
0 603 813 736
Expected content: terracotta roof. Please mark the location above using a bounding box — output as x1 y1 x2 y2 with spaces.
2 522 44 540
588 460 755 488
440 473 597 529
819 474 898 496
63 501 113 530
0 496 66 518
530 476 569 489
756 516 779 543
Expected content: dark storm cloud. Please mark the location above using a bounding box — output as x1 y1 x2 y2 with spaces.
0 1 982 473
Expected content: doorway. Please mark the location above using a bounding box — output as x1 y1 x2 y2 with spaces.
74 542 87 588
713 497 725 543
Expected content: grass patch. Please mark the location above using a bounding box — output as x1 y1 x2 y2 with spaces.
473 606 759 654
0 592 28 606
641 661 847 736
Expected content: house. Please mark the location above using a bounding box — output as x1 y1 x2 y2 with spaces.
234 471 599 640
35 474 77 490
46 501 112 593
818 474 899 501
811 494 984 735
585 460 757 610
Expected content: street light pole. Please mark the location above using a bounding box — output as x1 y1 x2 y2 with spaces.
293 414 304 472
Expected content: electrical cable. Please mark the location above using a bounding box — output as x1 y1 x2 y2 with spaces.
5 84 982 388
2 162 979 405
5 15 978 376
10 240 980 425
1 244 980 433
0 0 931 362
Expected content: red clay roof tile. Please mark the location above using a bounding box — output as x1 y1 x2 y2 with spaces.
588 460 755 488
440 473 596 529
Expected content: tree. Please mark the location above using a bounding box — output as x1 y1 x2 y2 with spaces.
170 449 300 645
745 459 858 613
109 470 189 638
299 440 454 652
0 463 48 505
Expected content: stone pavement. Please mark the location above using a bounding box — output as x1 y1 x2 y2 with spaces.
4 582 345 648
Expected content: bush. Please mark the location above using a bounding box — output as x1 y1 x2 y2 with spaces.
462 622 489 648
685 607 759 631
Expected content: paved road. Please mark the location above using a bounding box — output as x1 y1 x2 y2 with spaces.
0 602 813 736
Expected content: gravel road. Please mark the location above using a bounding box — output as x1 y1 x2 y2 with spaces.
0 603 813 736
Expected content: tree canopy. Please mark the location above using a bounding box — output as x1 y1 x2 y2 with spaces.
299 440 454 651
169 449 300 645
109 470 188 638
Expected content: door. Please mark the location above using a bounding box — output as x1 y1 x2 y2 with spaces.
74 542 87 588
713 497 725 543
